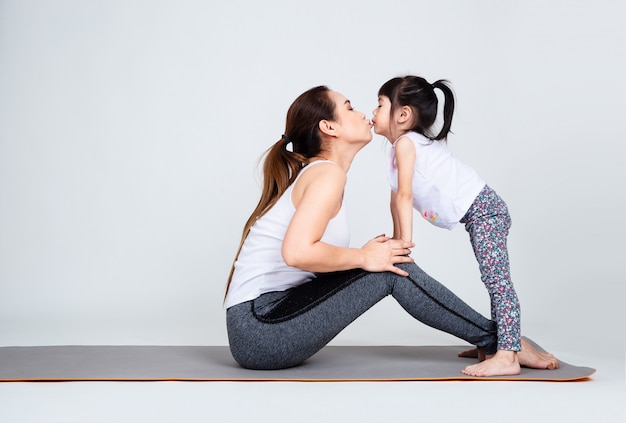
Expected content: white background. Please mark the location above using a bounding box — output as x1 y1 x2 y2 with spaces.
1 0 624 355
1 1 624 422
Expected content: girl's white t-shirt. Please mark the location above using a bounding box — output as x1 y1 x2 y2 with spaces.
224 161 350 309
388 131 485 230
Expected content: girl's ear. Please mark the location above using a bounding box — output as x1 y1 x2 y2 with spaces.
397 105 413 124
318 119 336 136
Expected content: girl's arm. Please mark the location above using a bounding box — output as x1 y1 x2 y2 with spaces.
390 190 401 239
391 137 416 242
282 162 414 276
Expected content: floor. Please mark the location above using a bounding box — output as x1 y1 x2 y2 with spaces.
1 351 623 423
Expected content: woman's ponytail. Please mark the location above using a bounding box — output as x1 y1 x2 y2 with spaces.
225 136 306 298
225 86 335 299
259 135 307 218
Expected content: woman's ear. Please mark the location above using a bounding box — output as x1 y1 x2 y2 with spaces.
318 120 336 136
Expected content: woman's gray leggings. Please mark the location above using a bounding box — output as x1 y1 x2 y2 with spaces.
226 262 497 370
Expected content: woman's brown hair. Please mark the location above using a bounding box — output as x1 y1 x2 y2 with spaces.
225 86 337 298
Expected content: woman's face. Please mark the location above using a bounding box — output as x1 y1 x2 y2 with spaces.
328 91 373 145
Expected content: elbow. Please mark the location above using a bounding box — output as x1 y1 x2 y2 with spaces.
395 191 413 205
282 249 297 267
281 243 307 269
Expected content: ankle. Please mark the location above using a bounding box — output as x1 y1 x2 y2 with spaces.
494 350 518 363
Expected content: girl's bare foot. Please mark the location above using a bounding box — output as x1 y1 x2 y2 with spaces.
459 339 559 376
518 338 559 369
461 350 521 377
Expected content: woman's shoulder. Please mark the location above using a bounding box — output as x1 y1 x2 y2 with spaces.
301 160 345 183
291 160 345 207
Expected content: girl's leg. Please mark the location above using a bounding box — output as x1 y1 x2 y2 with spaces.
462 186 521 352
226 265 497 370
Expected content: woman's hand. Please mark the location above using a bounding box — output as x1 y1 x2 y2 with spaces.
360 234 415 276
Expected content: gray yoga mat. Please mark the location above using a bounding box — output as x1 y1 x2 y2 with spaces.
0 338 594 382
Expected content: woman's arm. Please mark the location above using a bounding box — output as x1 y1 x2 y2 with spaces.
391 137 416 242
282 162 414 276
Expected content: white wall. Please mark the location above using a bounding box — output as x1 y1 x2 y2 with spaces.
1 0 624 358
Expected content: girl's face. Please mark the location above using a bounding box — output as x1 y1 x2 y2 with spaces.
328 91 373 145
372 95 394 140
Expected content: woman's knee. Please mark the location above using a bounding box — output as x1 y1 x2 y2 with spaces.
395 262 427 279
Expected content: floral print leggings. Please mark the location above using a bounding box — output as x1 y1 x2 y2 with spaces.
460 185 521 352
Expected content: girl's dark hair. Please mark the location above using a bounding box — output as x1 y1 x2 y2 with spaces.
225 86 336 296
378 75 455 141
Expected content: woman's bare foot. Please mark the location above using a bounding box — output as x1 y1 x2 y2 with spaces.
461 350 521 377
457 347 484 361
518 338 559 369
457 347 478 358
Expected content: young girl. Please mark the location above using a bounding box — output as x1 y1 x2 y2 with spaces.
372 75 525 376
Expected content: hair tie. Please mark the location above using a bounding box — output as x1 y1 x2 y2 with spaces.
281 134 291 144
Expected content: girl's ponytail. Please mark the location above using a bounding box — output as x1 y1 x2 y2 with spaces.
431 80 455 141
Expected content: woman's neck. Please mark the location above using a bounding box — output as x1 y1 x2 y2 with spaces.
320 144 363 173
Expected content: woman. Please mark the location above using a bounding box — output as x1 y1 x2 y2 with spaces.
224 86 557 375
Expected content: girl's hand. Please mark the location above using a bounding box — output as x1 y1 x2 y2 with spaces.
361 234 415 276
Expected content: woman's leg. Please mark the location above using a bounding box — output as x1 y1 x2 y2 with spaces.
226 264 497 370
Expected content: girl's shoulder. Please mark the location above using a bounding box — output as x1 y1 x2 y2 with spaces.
394 135 416 152
404 131 431 145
